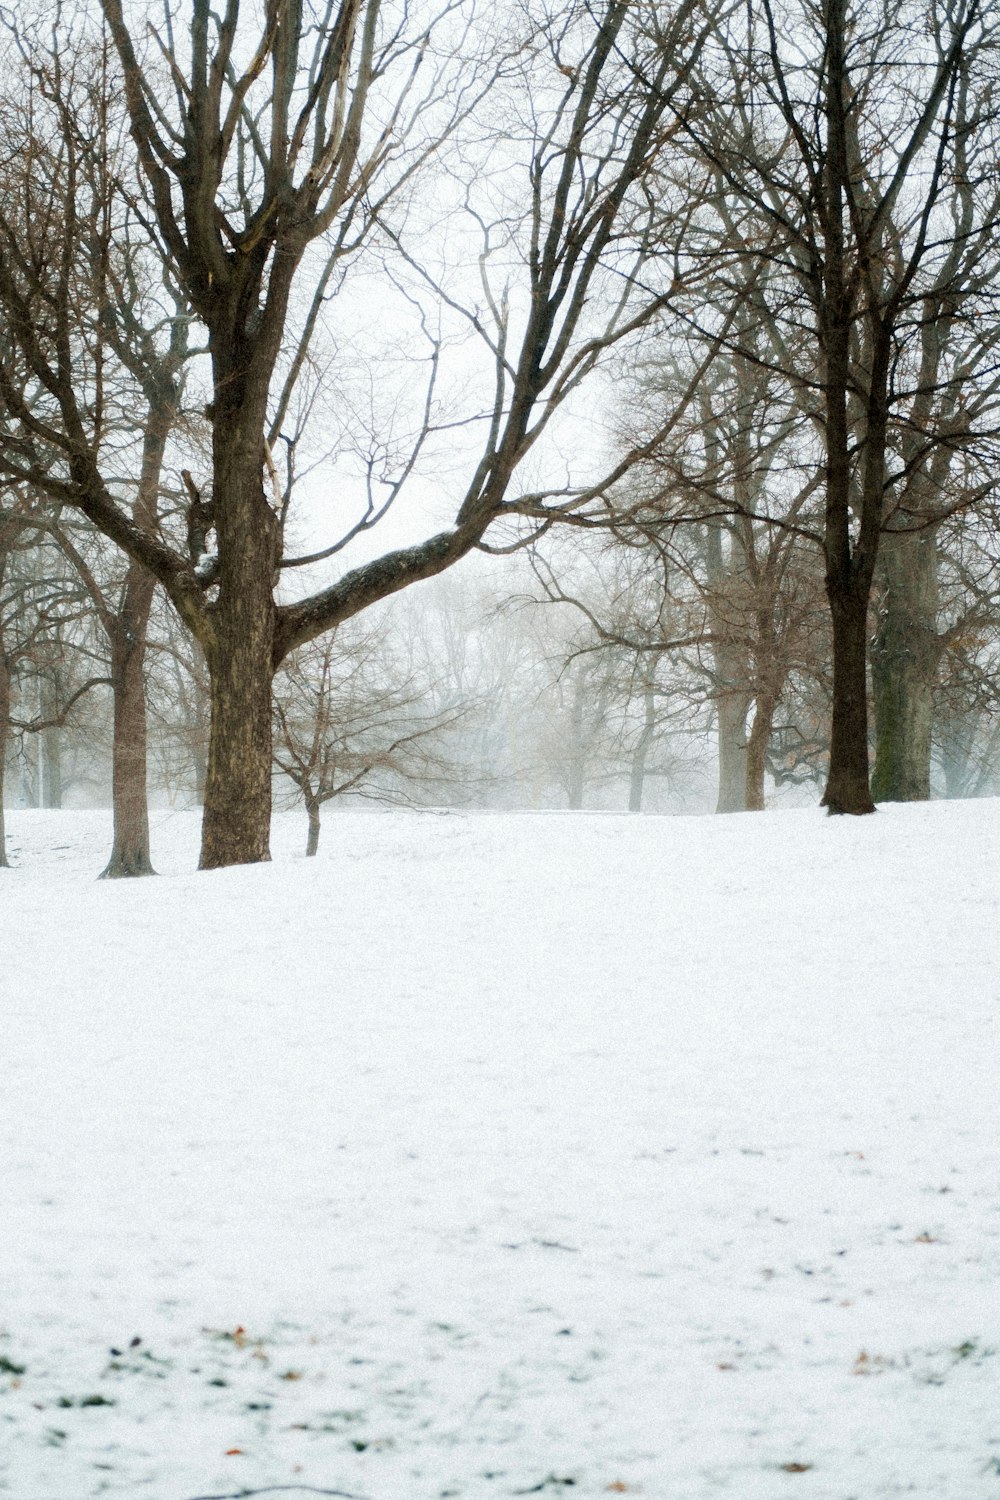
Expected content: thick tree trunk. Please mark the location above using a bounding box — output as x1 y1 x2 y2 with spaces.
199 441 279 870
101 596 156 878
201 616 275 867
822 583 876 814
817 0 879 818
870 530 938 803
305 795 321 856
194 291 286 870
715 686 750 813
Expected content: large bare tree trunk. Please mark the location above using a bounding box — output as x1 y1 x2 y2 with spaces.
199 424 279 870
818 1 877 818
870 529 938 803
715 685 749 812
201 643 274 868
822 583 876 814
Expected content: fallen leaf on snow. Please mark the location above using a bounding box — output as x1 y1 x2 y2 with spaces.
853 1351 891 1375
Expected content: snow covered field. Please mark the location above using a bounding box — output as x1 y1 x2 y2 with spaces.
1 801 998 1500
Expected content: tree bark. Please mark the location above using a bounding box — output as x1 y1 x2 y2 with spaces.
0 539 10 868
198 420 279 870
816 0 879 816
628 683 656 812
305 795 321 857
101 604 156 877
566 666 588 810
192 729 208 805
40 675 63 809
715 683 750 813
0 650 9 869
870 529 938 803
98 359 182 875
822 582 876 813
201 619 276 867
745 689 779 811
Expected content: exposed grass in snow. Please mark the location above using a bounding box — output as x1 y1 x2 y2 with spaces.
1 801 999 1499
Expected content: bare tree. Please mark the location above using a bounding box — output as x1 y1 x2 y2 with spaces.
0 0 723 867
677 0 1000 813
0 24 195 873
1 507 114 854
273 620 465 853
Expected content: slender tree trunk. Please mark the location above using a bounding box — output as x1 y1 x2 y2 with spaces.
305 794 321 856
101 597 156 877
0 541 10 868
745 690 779 811
40 675 63 809
100 373 179 876
566 666 587 810
0 652 9 869
181 644 211 804
818 0 878 817
628 683 656 812
705 515 749 814
870 529 938 802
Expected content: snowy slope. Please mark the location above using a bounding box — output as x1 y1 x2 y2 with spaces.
1 802 998 1500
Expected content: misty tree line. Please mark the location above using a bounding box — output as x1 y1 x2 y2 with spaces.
0 543 723 855
1 0 1000 875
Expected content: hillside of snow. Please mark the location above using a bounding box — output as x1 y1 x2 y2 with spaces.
1 801 998 1499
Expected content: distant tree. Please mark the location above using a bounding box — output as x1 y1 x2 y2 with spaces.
0 28 194 873
1 508 113 856
680 0 1000 812
273 622 466 854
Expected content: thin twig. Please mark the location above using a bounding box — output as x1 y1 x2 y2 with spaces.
183 1485 371 1500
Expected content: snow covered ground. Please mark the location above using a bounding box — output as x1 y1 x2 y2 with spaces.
1 800 998 1500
